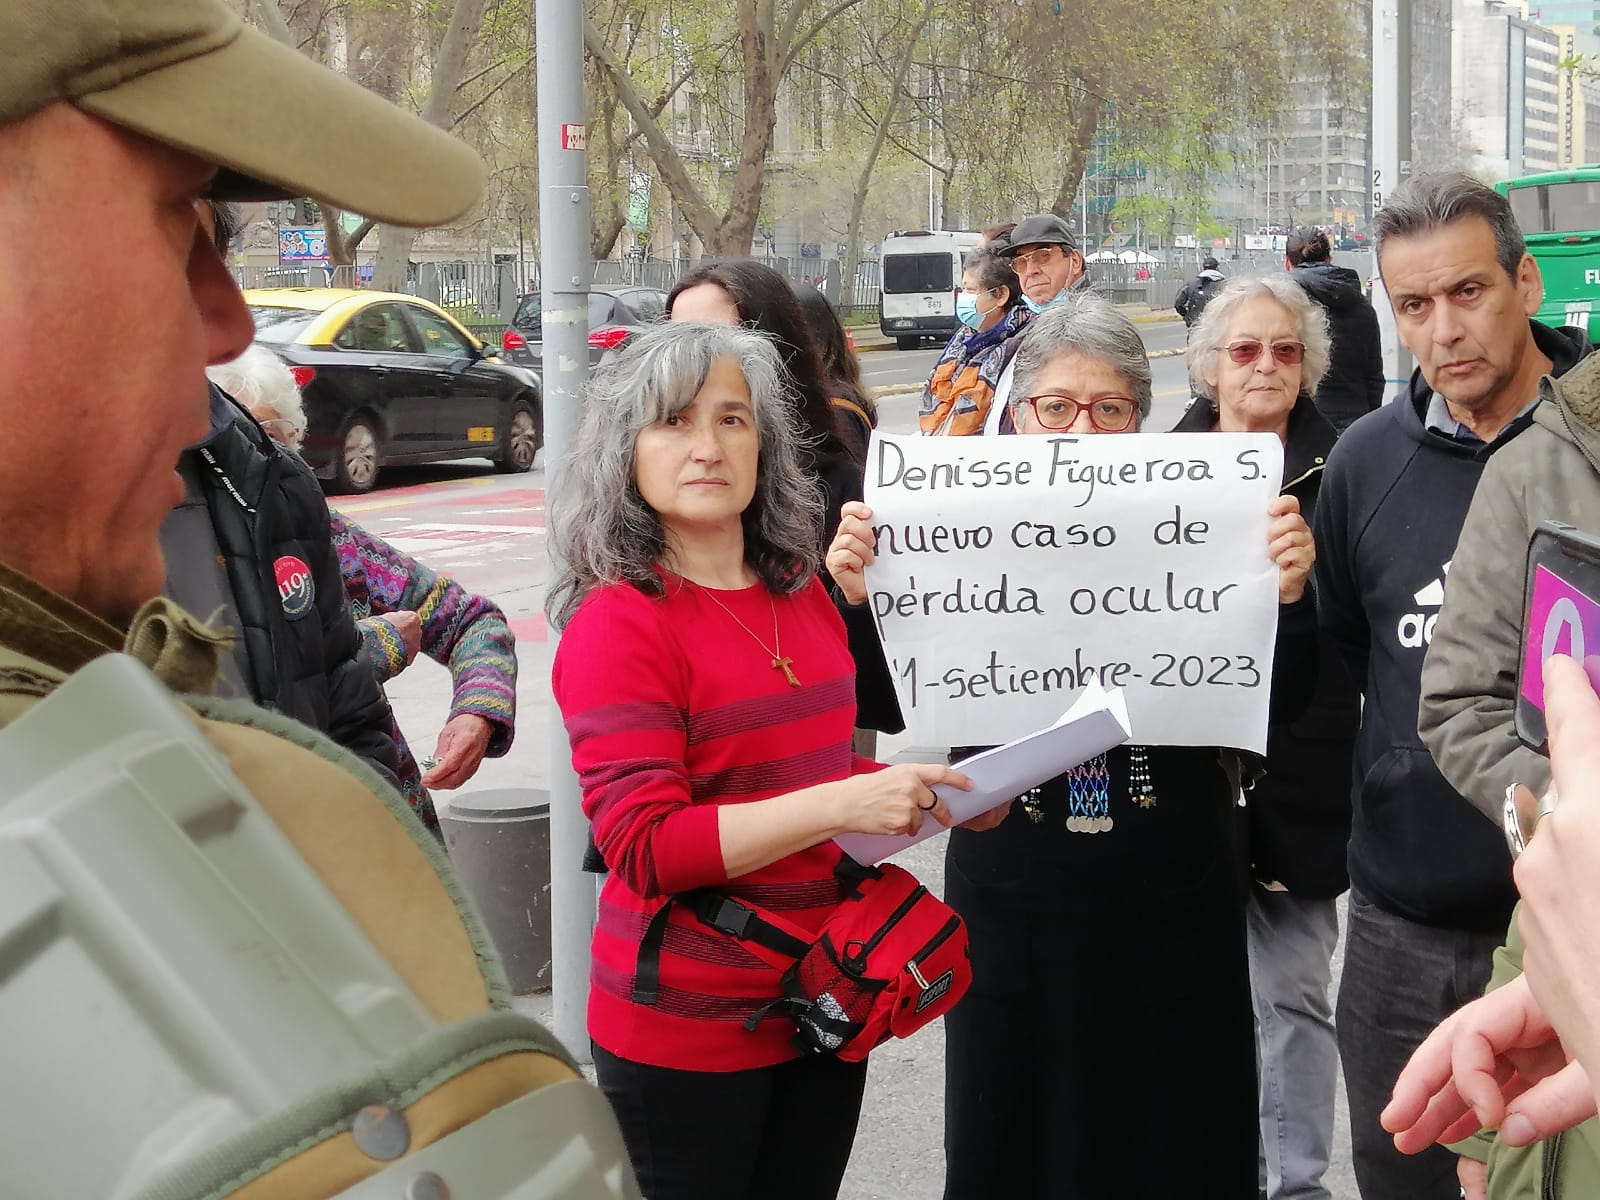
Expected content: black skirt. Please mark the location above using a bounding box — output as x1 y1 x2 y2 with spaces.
941 744 1257 1200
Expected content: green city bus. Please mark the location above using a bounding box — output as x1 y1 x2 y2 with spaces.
1497 168 1600 341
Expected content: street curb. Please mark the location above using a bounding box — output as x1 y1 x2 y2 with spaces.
870 383 925 401
1148 348 1184 359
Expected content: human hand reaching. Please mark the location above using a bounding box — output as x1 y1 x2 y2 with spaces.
422 713 494 790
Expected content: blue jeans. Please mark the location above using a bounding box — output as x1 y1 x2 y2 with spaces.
1248 886 1341 1200
1336 888 1503 1200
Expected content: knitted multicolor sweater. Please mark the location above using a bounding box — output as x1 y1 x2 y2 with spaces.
330 514 518 827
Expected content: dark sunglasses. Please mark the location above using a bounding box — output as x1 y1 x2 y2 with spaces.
1024 394 1138 432
1224 339 1305 366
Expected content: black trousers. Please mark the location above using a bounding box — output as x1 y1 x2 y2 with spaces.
1337 889 1502 1200
592 1043 869 1200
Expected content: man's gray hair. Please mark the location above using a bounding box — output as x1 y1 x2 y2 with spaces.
1008 293 1153 420
1186 275 1332 404
546 321 823 628
1373 171 1527 280
207 345 307 447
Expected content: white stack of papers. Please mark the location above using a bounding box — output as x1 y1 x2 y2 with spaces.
835 684 1133 865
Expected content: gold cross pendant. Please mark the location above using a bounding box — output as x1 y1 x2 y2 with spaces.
772 656 801 688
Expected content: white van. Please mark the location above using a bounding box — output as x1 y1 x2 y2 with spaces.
878 229 981 349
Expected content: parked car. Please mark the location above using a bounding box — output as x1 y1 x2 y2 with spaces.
244 288 543 495
499 286 668 369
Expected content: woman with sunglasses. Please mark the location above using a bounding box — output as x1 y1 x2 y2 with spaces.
1177 275 1356 1200
827 294 1318 1198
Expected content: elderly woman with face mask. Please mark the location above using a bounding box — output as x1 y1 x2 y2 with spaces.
917 249 1031 436
1175 275 1359 1200
827 294 1319 1200
206 345 518 825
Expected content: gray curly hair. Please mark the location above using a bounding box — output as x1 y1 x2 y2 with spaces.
1008 293 1153 421
1186 275 1332 404
546 321 824 628
206 344 307 448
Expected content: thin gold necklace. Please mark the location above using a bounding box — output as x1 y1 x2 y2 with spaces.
692 583 800 688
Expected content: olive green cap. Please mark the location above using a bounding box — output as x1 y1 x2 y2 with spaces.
3 0 486 227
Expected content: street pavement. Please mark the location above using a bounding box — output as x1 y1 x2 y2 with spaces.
335 324 1364 1198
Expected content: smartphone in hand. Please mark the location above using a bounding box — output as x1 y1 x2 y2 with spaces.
1516 521 1600 753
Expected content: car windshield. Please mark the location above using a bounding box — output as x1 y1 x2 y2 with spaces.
249 306 320 344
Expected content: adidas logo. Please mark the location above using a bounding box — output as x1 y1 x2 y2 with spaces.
1398 562 1451 648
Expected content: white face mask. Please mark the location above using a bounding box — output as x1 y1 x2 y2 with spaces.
1022 288 1068 315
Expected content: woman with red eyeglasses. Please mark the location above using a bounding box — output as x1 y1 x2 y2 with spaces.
825 294 1318 1198
1176 275 1357 1200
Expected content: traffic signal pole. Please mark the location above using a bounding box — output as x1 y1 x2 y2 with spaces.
536 0 594 1062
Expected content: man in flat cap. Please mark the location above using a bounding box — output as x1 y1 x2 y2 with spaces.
0 4 635 1196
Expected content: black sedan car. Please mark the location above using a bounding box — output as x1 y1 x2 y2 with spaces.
499 286 668 369
246 289 543 494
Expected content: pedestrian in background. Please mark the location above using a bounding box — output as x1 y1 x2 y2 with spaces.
1285 228 1385 432
205 340 519 829
1311 172 1593 1200
159 200 400 790
1178 275 1355 1200
668 259 902 738
792 283 878 467
1175 256 1227 327
917 249 1030 435
548 322 969 1200
978 213 1093 435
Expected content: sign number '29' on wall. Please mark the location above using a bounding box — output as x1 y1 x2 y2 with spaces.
863 432 1285 753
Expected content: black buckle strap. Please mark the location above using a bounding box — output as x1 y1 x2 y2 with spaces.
685 892 812 960
632 902 672 1006
632 892 814 1008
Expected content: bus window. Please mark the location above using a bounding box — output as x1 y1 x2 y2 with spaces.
1507 180 1600 235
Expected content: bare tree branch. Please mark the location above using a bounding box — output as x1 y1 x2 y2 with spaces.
782 0 871 74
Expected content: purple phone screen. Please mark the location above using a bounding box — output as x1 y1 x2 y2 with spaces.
1521 563 1600 712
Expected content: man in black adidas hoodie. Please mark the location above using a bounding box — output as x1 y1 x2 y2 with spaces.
1312 172 1593 1200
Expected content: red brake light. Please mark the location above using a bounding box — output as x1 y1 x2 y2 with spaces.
288 366 316 389
588 326 631 350
503 329 526 352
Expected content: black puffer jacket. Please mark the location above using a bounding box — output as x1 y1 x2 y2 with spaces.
1290 261 1385 434
192 391 400 787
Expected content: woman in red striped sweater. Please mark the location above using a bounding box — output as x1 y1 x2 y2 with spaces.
547 321 971 1200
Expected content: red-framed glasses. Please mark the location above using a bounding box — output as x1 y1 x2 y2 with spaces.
1225 339 1306 366
1023 393 1139 432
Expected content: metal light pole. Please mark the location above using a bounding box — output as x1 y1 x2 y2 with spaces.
536 0 593 1061
1371 0 1414 389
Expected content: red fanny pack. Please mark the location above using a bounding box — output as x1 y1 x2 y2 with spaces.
633 860 971 1062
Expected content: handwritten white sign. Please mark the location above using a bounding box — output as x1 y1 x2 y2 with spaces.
864 431 1285 752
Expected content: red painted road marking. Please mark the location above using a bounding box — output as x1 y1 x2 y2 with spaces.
509 615 547 643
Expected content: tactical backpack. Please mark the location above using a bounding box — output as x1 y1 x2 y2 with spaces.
0 653 638 1200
